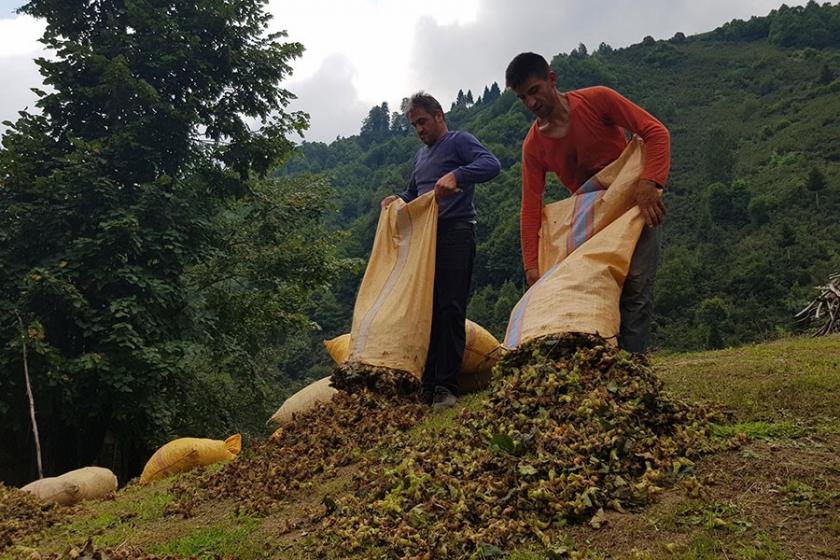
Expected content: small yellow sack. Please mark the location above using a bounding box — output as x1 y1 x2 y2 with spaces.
139 434 241 484
323 334 351 363
459 321 503 393
267 377 338 426
324 319 502 394
21 466 117 506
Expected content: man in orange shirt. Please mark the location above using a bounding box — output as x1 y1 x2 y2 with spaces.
505 52 670 353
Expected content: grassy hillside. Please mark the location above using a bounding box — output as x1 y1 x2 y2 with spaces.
6 334 838 559
279 3 840 386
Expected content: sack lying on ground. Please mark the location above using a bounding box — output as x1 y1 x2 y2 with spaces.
323 319 502 394
267 376 338 426
139 434 241 484
21 466 117 506
347 191 438 378
459 321 504 393
505 137 648 349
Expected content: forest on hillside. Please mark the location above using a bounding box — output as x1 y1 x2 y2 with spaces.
1 0 838 486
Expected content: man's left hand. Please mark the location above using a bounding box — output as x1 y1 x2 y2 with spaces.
635 179 666 227
434 171 458 199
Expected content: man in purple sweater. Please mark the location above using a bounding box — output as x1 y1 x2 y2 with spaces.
380 92 501 409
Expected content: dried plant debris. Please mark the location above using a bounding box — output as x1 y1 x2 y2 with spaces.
0 482 66 551
41 538 191 559
323 334 728 559
795 271 840 336
169 389 426 515
332 362 422 397
162 334 729 559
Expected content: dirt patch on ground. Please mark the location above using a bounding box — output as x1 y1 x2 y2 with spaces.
565 433 840 559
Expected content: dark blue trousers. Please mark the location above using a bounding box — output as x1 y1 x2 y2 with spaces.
618 225 662 353
422 220 476 396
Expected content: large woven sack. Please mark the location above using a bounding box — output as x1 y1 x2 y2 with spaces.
140 434 241 484
505 138 648 348
324 319 502 394
267 377 338 426
21 466 117 506
348 191 438 378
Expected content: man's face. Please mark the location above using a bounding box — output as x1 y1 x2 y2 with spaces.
513 72 557 119
408 108 445 146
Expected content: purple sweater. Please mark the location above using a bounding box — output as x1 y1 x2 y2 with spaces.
398 130 501 222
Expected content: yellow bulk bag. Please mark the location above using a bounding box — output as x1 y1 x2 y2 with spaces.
505 138 648 348
348 191 438 378
459 320 503 393
140 434 241 484
323 334 351 364
21 466 117 506
267 377 338 426
324 320 502 394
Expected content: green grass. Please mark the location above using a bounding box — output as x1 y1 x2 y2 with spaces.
44 481 175 549
148 515 261 559
777 480 840 510
710 421 805 440
655 335 840 421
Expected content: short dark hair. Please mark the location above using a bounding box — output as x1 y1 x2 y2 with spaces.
405 91 443 117
505 52 550 89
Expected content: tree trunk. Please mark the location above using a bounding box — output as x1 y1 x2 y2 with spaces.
16 312 43 480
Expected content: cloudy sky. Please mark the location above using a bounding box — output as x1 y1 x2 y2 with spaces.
0 0 808 143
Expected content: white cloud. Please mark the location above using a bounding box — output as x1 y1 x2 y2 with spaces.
403 0 810 116
0 1 813 142
0 14 47 130
0 13 44 57
286 54 370 143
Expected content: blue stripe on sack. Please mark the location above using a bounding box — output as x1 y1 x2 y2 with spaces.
578 176 603 194
505 296 529 348
571 190 599 251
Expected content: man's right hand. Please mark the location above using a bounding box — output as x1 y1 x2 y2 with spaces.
380 195 399 210
525 268 540 287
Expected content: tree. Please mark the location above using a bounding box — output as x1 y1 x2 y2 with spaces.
0 0 335 484
466 90 474 106
390 97 410 135
487 82 502 103
707 181 751 227
697 297 729 349
805 167 827 208
456 89 466 107
596 42 614 55
569 43 588 59
817 63 835 85
360 102 390 147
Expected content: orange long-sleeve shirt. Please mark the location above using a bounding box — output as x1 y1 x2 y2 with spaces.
520 85 670 271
